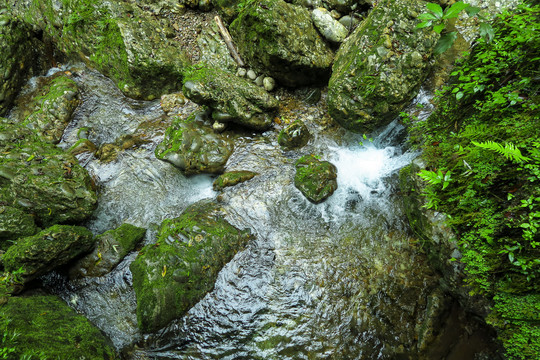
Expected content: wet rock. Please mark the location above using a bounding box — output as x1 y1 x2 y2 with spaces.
7 0 189 100
182 65 279 130
213 170 258 191
197 21 238 73
68 138 97 157
14 74 80 144
230 0 334 87
312 7 349 43
328 0 439 133
130 199 253 332
96 143 121 163
0 16 46 117
160 92 188 115
0 206 38 249
323 0 371 13
278 120 311 149
0 294 117 359
69 223 146 279
0 118 97 227
2 225 95 286
155 113 234 175
294 155 338 203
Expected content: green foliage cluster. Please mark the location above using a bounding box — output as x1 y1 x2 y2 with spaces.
410 3 539 359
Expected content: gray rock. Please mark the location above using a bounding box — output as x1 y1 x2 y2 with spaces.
255 75 264 87
339 15 361 30
230 0 334 87
247 69 257 80
278 120 311 149
263 77 276 92
328 0 439 133
312 7 349 43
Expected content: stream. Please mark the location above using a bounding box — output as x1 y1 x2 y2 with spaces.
14 63 471 359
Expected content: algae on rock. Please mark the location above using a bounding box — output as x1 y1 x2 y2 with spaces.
294 155 338 203
130 200 253 332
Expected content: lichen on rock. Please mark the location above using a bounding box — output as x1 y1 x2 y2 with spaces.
294 155 338 203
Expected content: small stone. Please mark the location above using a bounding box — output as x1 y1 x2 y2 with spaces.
247 69 257 80
237 67 247 77
255 75 264 87
263 77 275 92
339 15 361 30
330 10 341 19
312 8 349 43
212 121 226 132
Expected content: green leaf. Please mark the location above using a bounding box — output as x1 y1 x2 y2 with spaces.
426 3 444 19
416 20 433 29
444 1 469 19
433 23 445 34
471 140 531 163
418 13 438 21
479 22 495 43
434 31 458 54
456 91 464 100
465 6 481 17
508 252 514 263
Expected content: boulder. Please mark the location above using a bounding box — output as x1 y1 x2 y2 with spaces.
229 0 334 87
0 206 38 250
277 120 311 149
0 294 117 359
130 200 253 332
6 0 189 100
2 225 95 286
213 170 257 191
294 155 338 203
197 22 238 73
182 65 279 130
0 118 97 227
13 74 80 144
69 223 146 279
328 0 439 133
0 13 46 116
155 113 234 175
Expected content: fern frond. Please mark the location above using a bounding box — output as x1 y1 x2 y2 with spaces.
472 140 530 163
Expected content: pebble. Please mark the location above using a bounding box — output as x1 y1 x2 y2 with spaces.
312 8 348 43
263 77 275 92
237 67 247 77
247 69 257 80
255 75 264 87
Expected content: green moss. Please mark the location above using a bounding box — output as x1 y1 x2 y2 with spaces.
212 170 257 191
0 294 117 359
294 155 338 204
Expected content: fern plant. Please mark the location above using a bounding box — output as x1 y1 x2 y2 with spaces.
472 140 530 164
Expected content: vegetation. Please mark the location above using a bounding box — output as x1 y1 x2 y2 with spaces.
409 3 539 358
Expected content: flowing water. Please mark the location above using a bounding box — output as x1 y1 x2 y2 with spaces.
25 64 446 359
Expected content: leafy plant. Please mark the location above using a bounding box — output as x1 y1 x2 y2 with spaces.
472 141 531 164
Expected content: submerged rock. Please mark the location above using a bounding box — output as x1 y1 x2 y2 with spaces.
14 74 80 144
2 225 95 286
155 113 234 175
278 120 311 149
294 155 338 203
213 170 258 191
328 0 439 132
0 16 46 116
69 223 146 279
7 0 189 100
130 199 253 332
0 119 97 227
230 0 334 87
182 65 279 130
0 206 38 249
0 294 117 359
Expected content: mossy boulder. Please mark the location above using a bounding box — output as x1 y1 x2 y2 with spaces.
0 206 38 250
294 155 338 203
213 170 257 191
328 0 439 133
2 225 95 286
13 74 80 144
0 119 97 227
0 14 46 116
0 294 117 359
7 0 189 100
130 200 253 332
182 65 279 130
229 0 334 87
69 223 146 279
277 120 311 149
155 113 234 175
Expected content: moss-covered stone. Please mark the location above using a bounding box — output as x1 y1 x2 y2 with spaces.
0 118 97 227
0 206 38 250
229 0 334 87
69 223 146 278
2 224 95 286
7 0 189 100
183 65 279 130
213 170 257 191
0 294 117 359
328 0 439 133
277 120 311 149
294 155 338 204
13 74 80 144
0 14 46 116
130 199 253 332
155 113 234 175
